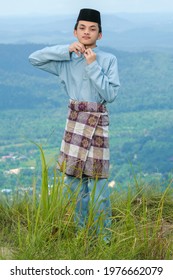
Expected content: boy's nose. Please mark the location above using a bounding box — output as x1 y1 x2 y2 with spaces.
84 29 89 34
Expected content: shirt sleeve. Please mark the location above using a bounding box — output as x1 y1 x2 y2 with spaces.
85 56 120 103
28 45 70 76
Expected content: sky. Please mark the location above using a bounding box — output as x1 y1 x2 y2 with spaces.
0 0 173 16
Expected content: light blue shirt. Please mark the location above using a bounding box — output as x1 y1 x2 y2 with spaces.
29 45 120 104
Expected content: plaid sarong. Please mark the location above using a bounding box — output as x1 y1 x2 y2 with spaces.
57 100 110 178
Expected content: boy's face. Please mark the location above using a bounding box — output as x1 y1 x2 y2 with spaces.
74 20 102 48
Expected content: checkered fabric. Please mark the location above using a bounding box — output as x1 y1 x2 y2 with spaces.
57 100 110 178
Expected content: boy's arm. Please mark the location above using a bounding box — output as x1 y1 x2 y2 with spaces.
28 45 70 75
84 51 120 103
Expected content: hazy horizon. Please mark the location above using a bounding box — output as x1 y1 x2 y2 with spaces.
0 12 173 52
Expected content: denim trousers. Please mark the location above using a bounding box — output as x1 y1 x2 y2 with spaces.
65 175 112 240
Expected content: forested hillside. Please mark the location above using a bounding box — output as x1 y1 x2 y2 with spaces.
0 44 173 190
0 44 173 111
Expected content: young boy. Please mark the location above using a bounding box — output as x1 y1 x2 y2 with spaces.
29 8 120 241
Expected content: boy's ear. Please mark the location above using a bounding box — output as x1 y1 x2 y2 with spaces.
74 30 77 37
98 33 102 40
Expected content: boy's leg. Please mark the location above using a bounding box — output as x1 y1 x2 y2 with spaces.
88 178 112 241
65 175 89 227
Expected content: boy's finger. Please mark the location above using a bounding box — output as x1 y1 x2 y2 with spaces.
78 43 85 52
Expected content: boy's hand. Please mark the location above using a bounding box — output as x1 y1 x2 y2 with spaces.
84 48 96 64
69 42 85 56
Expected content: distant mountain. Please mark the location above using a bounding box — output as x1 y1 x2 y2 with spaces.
0 13 173 51
0 44 173 112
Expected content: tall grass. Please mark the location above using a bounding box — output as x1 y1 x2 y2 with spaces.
0 145 173 260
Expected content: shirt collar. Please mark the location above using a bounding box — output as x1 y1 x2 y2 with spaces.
86 46 99 52
72 46 99 59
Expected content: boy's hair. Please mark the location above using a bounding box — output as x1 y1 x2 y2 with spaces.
74 22 102 33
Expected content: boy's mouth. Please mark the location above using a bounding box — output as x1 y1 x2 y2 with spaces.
82 36 91 40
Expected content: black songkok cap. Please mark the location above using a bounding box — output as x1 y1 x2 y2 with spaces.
77 8 101 25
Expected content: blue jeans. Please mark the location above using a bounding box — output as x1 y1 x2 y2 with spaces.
65 175 112 240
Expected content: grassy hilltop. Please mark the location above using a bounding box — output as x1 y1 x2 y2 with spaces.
0 146 173 260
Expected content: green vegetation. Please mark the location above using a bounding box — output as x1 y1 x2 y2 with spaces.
0 44 173 259
0 45 173 191
0 146 173 260
1 107 173 190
